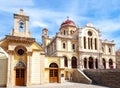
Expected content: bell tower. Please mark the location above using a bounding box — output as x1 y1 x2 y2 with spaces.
11 9 31 37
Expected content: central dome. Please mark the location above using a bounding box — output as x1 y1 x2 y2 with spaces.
61 19 76 27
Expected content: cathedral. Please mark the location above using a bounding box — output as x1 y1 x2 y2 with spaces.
0 9 116 87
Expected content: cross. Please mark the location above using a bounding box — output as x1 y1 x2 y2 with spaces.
67 16 69 20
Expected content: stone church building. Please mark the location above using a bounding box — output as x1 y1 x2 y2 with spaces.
0 9 116 87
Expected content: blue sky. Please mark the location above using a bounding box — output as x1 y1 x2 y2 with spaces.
0 0 120 50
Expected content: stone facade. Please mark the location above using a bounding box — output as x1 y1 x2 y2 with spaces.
116 49 120 68
0 9 65 87
42 17 116 80
0 9 116 87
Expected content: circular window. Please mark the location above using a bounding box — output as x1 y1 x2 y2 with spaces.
17 49 24 55
88 31 92 36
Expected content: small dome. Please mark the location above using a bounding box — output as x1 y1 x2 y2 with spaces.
61 19 76 27
43 28 48 31
86 23 94 27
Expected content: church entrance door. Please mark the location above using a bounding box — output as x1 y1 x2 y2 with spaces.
49 63 58 83
16 68 25 86
15 61 26 86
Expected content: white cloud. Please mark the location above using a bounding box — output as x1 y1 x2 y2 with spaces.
0 0 34 13
0 0 33 6
31 21 48 28
0 0 120 50
94 19 120 33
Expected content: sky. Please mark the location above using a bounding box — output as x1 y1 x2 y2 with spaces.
0 0 120 50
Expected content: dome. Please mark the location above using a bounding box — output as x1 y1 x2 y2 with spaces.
61 19 76 27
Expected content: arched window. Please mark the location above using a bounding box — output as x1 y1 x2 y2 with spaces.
49 63 58 68
63 43 65 49
84 37 86 49
19 20 24 32
64 30 65 35
88 38 90 49
89 57 94 69
109 48 111 54
15 60 25 68
71 57 77 68
95 59 98 69
63 56 68 67
102 47 104 52
84 58 87 68
102 58 106 69
95 38 97 50
109 59 113 69
72 44 75 50
91 38 93 49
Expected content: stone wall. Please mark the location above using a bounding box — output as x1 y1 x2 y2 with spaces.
72 69 92 84
0 59 7 86
83 69 120 88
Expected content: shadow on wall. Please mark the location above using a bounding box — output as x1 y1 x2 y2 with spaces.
83 69 120 88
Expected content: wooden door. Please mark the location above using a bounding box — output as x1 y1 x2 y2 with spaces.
49 69 58 83
16 68 25 86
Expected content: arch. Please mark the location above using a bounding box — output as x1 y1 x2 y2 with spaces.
49 62 58 83
63 43 65 49
63 56 68 67
84 58 87 68
109 59 113 69
15 60 26 68
15 60 26 86
71 56 77 68
84 37 86 49
89 57 94 69
88 38 90 49
95 38 97 50
109 48 111 54
72 44 75 50
95 59 98 69
102 58 106 69
49 63 58 68
19 20 24 32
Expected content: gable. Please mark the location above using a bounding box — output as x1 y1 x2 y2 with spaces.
0 38 8 51
32 41 44 51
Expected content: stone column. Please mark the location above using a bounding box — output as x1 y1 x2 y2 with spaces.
26 52 32 86
7 50 14 88
68 59 71 69
86 58 89 69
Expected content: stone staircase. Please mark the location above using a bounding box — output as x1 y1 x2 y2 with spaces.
83 69 120 88
72 69 92 84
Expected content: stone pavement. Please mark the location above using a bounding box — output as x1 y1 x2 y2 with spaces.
2 82 109 88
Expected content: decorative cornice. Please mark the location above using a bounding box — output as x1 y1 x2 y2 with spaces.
8 50 14 55
14 14 29 21
27 52 32 56
5 35 35 44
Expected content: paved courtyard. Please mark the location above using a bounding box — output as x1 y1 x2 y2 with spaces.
1 82 110 88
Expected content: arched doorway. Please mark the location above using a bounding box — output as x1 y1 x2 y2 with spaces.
84 58 87 69
95 59 98 69
71 56 77 68
89 57 94 69
49 63 58 83
15 61 26 86
102 58 106 69
109 59 113 69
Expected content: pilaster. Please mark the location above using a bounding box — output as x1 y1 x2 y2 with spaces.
26 52 32 86
7 50 14 88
